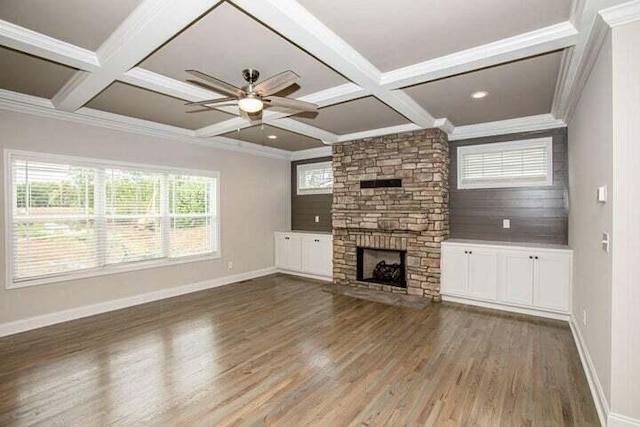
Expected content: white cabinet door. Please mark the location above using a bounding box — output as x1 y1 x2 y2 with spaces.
441 246 469 295
503 252 534 305
534 253 571 312
302 236 332 277
275 234 302 271
467 249 498 300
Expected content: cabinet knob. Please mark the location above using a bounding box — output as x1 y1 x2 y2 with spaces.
285 237 290 240
469 251 473 255
535 256 539 260
464 250 468 254
314 239 320 242
529 256 533 259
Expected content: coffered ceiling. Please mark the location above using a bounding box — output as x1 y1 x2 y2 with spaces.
0 0 631 156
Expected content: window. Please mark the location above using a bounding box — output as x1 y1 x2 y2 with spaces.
6 151 219 288
297 161 333 195
457 137 553 189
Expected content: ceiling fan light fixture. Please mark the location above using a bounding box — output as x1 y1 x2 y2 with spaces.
238 95 263 113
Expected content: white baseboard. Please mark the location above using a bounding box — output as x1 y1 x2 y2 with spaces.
0 267 277 338
569 315 609 427
609 414 640 427
442 294 570 321
276 269 332 282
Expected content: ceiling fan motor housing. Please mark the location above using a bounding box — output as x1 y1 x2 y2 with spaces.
242 69 260 84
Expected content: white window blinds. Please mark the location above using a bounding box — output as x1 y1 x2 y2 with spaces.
8 152 219 286
297 161 333 195
457 138 553 189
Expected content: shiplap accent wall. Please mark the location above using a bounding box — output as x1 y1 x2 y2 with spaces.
449 128 569 245
291 157 333 232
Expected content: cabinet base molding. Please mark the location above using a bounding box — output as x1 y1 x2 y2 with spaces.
277 269 332 282
442 294 570 321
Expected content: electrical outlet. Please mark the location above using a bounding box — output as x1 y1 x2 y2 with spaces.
227 261 233 270
602 232 610 253
314 215 320 223
503 219 510 229
582 309 587 326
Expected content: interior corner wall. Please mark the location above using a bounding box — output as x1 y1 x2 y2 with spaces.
0 111 290 325
567 31 613 407
610 19 640 422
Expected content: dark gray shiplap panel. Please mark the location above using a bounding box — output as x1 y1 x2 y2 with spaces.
449 128 568 244
291 157 333 232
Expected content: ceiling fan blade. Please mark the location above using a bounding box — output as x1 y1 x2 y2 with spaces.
254 70 300 96
185 97 237 107
263 96 318 112
186 70 245 96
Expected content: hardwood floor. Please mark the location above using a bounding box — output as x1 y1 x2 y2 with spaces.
0 274 598 426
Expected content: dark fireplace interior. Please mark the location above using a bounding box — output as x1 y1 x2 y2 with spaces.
356 247 407 288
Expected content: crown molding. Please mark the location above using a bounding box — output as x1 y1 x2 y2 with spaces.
381 21 578 90
449 114 566 141
600 0 640 27
0 89 291 160
0 19 100 71
290 146 332 161
335 123 423 143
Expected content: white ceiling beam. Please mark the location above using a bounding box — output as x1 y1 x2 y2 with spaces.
0 19 100 71
229 0 437 127
381 22 578 90
52 0 224 112
266 118 339 143
195 83 366 138
121 67 226 102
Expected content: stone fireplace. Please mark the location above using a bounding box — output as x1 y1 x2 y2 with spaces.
332 128 449 299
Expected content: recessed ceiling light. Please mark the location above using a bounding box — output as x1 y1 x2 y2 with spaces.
267 135 278 140
471 91 489 99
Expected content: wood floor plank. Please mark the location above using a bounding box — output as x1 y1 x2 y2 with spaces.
0 274 598 426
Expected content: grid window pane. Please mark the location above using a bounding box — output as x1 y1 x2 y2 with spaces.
9 153 219 285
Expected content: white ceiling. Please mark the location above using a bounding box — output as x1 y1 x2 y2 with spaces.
0 0 623 154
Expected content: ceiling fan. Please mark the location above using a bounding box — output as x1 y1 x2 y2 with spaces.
184 68 318 118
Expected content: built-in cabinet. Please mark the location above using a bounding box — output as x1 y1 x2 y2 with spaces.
275 232 332 279
441 240 572 318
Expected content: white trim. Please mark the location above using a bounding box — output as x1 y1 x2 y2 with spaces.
4 149 221 289
450 114 566 141
0 89 292 160
456 137 554 190
0 267 277 338
0 19 100 71
290 146 332 161
381 22 578 89
609 414 640 427
569 315 609 427
442 294 570 321
600 0 640 28
276 269 332 282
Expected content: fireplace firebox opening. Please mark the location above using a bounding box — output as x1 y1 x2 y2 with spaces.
356 247 407 288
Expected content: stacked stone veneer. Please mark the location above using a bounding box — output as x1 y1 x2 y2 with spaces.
332 128 449 298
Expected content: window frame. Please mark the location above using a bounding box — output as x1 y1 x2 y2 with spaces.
456 137 554 190
296 160 333 195
4 149 221 290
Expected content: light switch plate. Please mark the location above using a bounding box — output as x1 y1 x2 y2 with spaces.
597 186 608 203
314 215 320 223
503 219 510 229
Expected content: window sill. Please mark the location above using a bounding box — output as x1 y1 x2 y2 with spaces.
6 252 222 290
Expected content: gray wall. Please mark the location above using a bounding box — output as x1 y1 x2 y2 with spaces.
291 157 332 232
449 127 568 245
0 111 290 325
